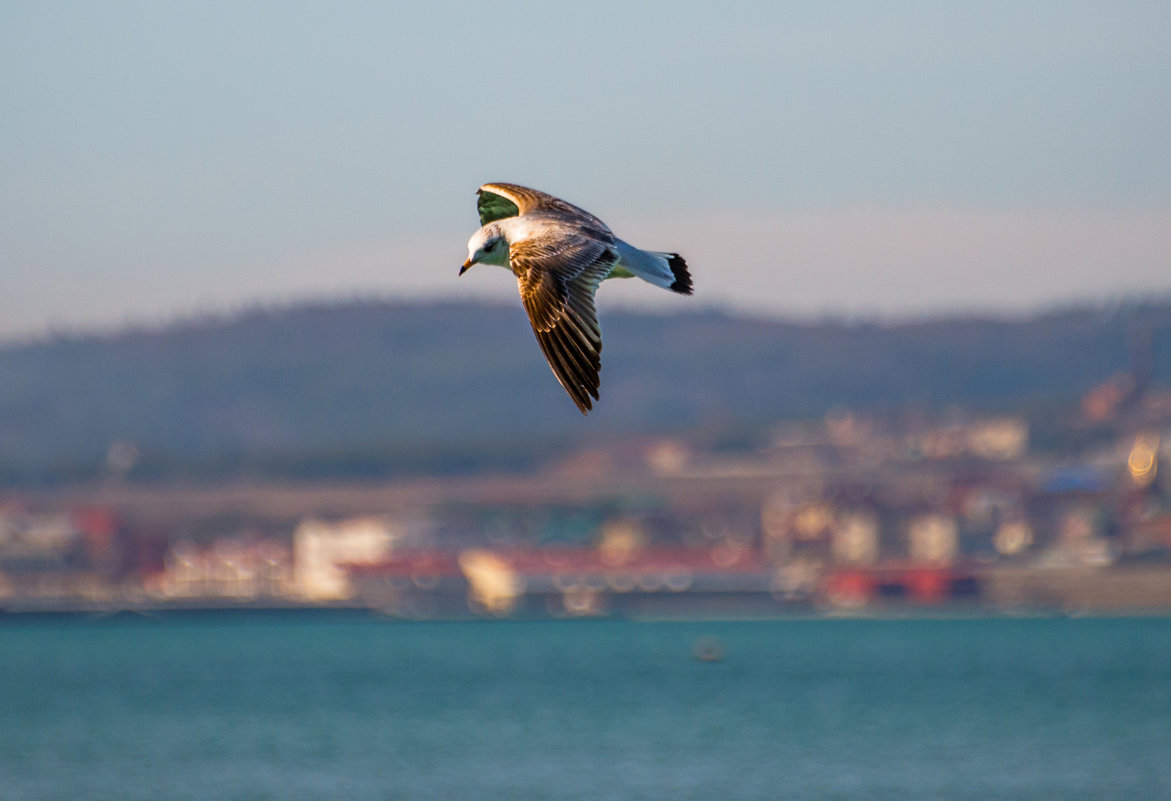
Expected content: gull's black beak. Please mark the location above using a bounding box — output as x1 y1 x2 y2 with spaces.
459 259 472 276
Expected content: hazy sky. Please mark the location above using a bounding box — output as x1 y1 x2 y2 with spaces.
2 1 1169 340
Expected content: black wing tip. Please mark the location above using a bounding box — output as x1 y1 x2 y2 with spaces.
580 379 600 413
532 326 600 415
667 254 693 295
560 374 597 414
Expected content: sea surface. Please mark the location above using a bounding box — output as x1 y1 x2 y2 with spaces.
1 614 1168 801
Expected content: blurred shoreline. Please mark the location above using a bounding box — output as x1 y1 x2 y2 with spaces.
3 301 1169 620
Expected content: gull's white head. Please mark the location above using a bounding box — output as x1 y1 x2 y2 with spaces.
460 224 508 275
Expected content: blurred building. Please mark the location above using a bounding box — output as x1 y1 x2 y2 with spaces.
293 516 399 601
160 538 292 600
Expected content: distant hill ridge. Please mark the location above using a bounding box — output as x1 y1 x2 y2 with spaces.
1 298 1168 483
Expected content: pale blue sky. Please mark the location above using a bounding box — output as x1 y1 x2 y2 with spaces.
2 1 1169 340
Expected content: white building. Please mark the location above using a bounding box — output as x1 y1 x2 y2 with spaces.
293 517 398 601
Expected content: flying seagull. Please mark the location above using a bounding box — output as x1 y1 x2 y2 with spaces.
461 183 693 414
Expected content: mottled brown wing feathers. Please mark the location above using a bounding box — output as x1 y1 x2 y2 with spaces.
513 238 614 414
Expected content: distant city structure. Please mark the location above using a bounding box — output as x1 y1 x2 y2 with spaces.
2 376 1170 617
292 516 399 601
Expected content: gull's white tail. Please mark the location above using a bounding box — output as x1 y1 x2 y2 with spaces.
614 239 693 295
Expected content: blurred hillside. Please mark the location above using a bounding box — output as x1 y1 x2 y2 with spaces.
1 298 1169 484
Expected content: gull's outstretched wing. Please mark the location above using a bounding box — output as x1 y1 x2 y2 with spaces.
478 183 610 231
511 235 615 414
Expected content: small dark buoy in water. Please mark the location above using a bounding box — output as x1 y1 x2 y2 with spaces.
692 636 724 662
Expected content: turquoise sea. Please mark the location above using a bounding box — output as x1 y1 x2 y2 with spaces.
1 615 1169 801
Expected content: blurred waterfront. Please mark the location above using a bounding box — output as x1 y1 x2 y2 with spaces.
1 616 1168 801
3 370 1171 618
5 299 1171 619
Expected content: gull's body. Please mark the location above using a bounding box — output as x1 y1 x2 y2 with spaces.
461 183 693 414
